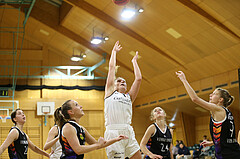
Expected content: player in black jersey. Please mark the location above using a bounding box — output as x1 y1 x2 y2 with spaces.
176 71 240 159
0 108 50 158
56 100 128 159
140 107 173 159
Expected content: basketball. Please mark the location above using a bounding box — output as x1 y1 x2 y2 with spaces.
112 0 130 6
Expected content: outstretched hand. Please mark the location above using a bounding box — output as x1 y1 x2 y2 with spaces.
176 71 186 82
200 140 213 147
116 135 128 141
149 154 163 159
132 51 139 63
112 41 122 52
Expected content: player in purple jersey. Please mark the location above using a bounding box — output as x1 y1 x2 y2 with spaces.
176 71 240 159
56 100 128 159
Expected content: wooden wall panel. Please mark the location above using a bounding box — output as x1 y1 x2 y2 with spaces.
132 111 152 144
0 123 13 158
195 116 211 144
179 112 196 146
175 120 184 144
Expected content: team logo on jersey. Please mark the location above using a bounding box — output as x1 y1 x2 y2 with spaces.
80 133 84 140
228 114 233 120
20 140 28 144
113 97 131 106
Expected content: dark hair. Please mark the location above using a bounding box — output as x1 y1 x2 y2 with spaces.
216 88 234 107
54 107 62 126
56 100 72 128
179 140 183 144
11 108 21 125
179 143 185 147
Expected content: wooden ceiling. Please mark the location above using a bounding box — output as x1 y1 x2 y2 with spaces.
0 0 239 117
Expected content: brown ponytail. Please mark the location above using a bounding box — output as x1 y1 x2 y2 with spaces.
56 100 72 128
227 95 234 107
54 107 62 126
216 88 234 107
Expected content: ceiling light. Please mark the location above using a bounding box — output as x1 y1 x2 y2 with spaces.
91 36 109 44
91 37 103 45
91 28 109 45
166 28 182 39
138 8 144 13
71 55 83 62
71 48 86 62
121 8 136 19
39 29 49 36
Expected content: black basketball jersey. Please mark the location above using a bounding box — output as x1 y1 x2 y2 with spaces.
146 123 172 159
8 127 28 159
60 121 86 159
210 106 240 159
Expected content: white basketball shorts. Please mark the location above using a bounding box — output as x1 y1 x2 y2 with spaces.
104 124 140 159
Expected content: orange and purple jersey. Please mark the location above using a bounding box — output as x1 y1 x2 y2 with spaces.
210 107 240 159
60 121 85 159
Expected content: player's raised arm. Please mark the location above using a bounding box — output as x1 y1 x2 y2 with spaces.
128 51 142 102
105 41 122 98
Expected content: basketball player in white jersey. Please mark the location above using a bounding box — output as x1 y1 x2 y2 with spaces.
44 108 62 159
104 41 142 159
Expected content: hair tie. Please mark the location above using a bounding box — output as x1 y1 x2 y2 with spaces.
59 109 64 117
228 96 232 102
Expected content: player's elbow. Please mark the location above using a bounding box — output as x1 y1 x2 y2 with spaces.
76 151 84 155
43 146 47 151
75 149 88 155
139 143 145 150
191 97 199 103
136 76 142 82
74 147 86 155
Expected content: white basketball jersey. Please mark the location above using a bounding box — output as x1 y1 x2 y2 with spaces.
104 91 132 126
50 126 62 159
